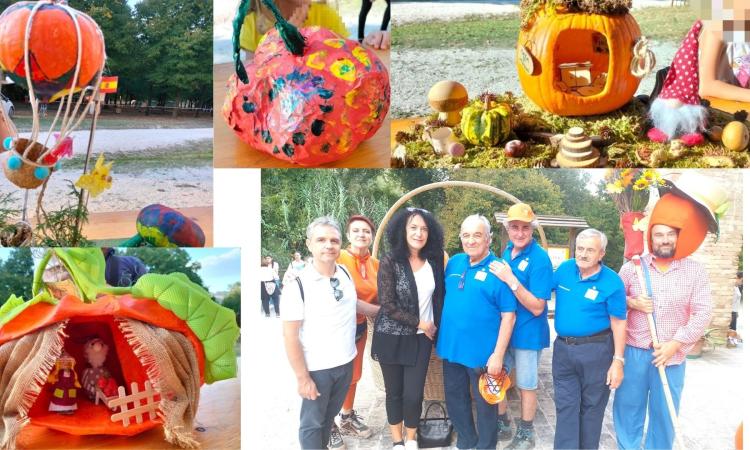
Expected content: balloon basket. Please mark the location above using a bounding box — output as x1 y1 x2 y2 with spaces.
1 138 54 189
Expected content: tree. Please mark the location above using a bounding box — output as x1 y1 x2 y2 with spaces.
122 248 206 289
0 248 34 307
222 282 241 327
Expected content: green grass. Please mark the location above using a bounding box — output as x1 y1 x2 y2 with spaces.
393 6 696 49
64 139 212 173
10 110 212 131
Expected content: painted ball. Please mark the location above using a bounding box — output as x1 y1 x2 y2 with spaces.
2 136 12 150
33 166 49 180
136 204 206 247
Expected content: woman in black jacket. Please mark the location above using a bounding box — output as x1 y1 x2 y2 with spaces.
371 207 445 450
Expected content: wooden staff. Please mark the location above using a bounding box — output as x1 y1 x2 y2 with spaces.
632 255 686 450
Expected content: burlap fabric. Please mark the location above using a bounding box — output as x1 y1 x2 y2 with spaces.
0 318 201 449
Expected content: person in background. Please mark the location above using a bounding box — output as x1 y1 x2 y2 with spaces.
281 216 357 449
437 214 516 450
549 229 626 450
729 271 742 347
331 215 381 449
358 0 390 49
371 207 445 450
284 251 308 286
101 248 147 287
264 255 281 316
260 256 278 317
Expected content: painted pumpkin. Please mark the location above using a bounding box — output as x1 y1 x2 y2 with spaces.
0 1 105 102
460 94 512 146
223 26 390 166
516 5 642 116
0 249 239 445
136 204 206 248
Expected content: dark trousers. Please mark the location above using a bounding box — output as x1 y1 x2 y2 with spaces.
379 333 432 428
260 282 271 315
730 311 738 330
443 359 497 449
552 334 614 450
299 361 354 449
358 0 391 40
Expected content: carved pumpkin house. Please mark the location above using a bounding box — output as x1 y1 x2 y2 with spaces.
0 249 240 449
516 0 643 116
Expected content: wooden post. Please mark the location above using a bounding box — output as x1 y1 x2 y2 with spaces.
72 92 104 245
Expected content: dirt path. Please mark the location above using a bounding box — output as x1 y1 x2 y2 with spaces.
18 128 213 155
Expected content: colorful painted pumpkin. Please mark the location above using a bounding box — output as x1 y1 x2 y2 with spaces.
136 204 206 248
0 1 105 102
516 5 642 116
460 94 512 146
0 249 239 443
223 25 390 166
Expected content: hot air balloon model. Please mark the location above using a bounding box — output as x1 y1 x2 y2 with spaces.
0 0 106 189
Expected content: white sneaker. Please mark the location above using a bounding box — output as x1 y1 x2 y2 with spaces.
404 440 418 450
393 445 405 450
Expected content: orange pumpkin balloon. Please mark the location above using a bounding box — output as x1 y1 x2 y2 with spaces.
516 6 642 116
0 1 105 102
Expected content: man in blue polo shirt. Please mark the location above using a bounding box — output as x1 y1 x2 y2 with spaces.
488 203 553 450
551 228 627 450
437 214 517 450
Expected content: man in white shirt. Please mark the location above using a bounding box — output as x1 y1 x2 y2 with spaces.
282 216 358 449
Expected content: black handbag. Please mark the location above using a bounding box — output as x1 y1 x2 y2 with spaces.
417 401 453 448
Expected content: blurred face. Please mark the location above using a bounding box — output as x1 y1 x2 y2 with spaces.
460 218 491 262
507 220 533 249
306 225 342 265
406 214 429 254
347 220 373 250
651 224 678 259
264 256 272 265
293 252 301 260
575 235 604 273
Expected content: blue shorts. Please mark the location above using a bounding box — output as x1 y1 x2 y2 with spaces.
503 348 541 390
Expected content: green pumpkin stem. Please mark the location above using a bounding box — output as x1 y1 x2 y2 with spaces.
262 0 306 56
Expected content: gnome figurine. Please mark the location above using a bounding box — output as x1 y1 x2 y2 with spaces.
647 20 707 147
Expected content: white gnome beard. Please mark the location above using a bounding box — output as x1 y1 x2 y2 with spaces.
649 98 708 140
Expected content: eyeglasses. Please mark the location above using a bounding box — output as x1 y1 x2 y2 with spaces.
330 277 343 301
458 268 467 290
406 207 429 214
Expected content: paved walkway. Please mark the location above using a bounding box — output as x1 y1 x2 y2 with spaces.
250 310 743 449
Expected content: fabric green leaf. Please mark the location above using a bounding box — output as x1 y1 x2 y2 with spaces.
132 273 240 383
52 249 107 303
0 291 57 327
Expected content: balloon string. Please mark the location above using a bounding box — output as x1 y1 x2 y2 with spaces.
261 0 305 56
21 0 45 159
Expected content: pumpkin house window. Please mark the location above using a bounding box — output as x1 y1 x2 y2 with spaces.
554 30 609 97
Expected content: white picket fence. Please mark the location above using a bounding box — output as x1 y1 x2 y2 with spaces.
107 381 159 427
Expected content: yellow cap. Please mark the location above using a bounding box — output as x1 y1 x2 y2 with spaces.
506 203 536 223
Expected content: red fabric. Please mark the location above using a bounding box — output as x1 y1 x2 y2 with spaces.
619 254 712 365
342 331 367 410
647 127 668 143
679 132 704 146
621 212 646 259
659 20 702 105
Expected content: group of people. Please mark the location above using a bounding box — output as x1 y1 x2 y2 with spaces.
280 188 716 450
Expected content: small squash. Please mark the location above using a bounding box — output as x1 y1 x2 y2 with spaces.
722 121 749 151
460 93 512 147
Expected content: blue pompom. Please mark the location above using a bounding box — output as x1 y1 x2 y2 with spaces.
55 161 62 170
2 137 12 151
34 166 50 180
7 154 22 171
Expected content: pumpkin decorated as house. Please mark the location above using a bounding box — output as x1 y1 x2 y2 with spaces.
516 1 642 116
223 0 390 166
0 249 240 448
460 93 512 147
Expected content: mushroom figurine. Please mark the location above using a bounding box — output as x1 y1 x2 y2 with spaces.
427 80 468 126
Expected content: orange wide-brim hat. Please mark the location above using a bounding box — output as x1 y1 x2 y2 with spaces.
648 193 708 259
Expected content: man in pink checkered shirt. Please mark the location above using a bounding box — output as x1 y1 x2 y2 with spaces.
613 192 716 450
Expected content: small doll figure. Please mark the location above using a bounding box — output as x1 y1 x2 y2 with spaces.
81 337 112 402
48 352 81 414
648 20 708 146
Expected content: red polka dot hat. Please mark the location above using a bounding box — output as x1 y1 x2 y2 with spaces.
659 20 703 106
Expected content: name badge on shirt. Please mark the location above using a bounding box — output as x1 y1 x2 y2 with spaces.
584 288 599 300
475 270 487 281
518 259 529 272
